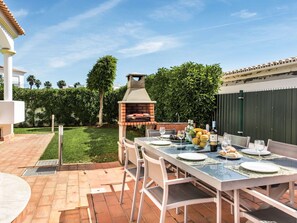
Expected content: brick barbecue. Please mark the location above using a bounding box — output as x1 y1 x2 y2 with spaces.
118 73 157 163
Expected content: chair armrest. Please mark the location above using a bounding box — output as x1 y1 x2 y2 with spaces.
165 177 196 186
242 188 297 218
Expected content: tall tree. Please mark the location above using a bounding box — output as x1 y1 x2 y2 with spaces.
57 80 66 89
87 55 117 126
44 81 52 89
74 82 81 88
0 75 3 86
35 79 42 89
26 75 36 89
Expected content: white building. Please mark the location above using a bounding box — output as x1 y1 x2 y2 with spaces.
220 56 297 94
0 65 26 88
0 0 25 141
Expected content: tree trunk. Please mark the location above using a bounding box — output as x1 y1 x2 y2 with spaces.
98 91 104 127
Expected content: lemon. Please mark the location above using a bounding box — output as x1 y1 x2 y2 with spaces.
192 137 200 145
196 131 202 138
199 142 207 148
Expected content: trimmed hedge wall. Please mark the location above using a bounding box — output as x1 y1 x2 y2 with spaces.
0 87 126 127
0 61 222 127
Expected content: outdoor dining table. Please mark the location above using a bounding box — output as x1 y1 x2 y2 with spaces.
0 172 31 223
135 137 297 223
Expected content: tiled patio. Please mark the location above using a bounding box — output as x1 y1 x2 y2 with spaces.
0 134 294 223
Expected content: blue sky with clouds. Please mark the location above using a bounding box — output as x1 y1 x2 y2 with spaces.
5 0 297 88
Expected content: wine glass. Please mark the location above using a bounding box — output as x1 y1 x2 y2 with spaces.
221 135 231 166
223 134 231 146
159 127 166 140
254 140 265 161
177 130 185 146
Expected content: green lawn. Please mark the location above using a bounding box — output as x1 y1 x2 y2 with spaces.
14 126 143 163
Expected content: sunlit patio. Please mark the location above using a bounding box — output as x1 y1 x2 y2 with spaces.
0 134 294 223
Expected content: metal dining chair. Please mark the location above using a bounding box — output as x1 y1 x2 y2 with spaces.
119 138 144 222
223 132 250 147
137 147 216 223
241 188 297 223
257 139 297 205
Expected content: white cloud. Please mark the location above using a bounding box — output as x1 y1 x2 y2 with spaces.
16 0 122 60
118 36 181 57
47 34 123 68
150 0 204 20
231 10 257 19
12 9 28 18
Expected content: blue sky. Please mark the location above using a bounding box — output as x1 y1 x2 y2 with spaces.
6 0 297 88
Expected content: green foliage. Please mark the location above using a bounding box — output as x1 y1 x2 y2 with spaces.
86 55 117 93
35 79 42 89
57 80 66 89
12 88 99 126
74 82 81 88
103 85 127 123
44 81 52 89
26 75 36 89
2 61 221 128
86 55 117 126
146 62 223 125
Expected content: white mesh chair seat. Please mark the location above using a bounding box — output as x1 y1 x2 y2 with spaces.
244 207 297 223
127 166 144 179
147 183 213 207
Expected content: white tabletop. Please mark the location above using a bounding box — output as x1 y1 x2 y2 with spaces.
0 173 31 223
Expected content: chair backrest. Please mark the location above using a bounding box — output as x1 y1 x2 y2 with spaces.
122 138 141 166
146 129 176 137
267 139 297 159
224 132 250 147
141 147 167 188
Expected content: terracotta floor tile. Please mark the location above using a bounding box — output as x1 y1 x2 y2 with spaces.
1 134 295 223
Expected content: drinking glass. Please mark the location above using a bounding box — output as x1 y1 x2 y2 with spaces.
254 140 265 161
159 127 166 139
223 134 231 146
177 130 185 146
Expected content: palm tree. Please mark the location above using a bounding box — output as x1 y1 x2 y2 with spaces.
26 75 36 89
35 79 42 89
74 82 81 88
44 81 52 89
57 80 66 89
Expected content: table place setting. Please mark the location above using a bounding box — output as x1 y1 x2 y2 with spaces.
169 152 221 166
226 161 297 178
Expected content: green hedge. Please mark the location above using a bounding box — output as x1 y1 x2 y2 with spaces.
0 87 125 127
146 62 222 125
0 61 222 127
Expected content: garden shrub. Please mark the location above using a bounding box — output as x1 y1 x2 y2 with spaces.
0 61 222 127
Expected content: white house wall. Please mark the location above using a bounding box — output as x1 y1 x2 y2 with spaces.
219 76 297 94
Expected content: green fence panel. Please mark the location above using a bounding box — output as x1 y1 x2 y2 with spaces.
215 88 297 145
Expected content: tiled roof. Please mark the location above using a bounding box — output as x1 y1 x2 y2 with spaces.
224 56 297 76
0 0 25 35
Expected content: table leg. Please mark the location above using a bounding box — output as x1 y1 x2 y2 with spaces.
234 189 240 223
216 190 222 223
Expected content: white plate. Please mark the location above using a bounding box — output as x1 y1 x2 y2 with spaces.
219 153 243 160
150 140 171 146
177 153 208 161
240 162 280 173
241 149 271 156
